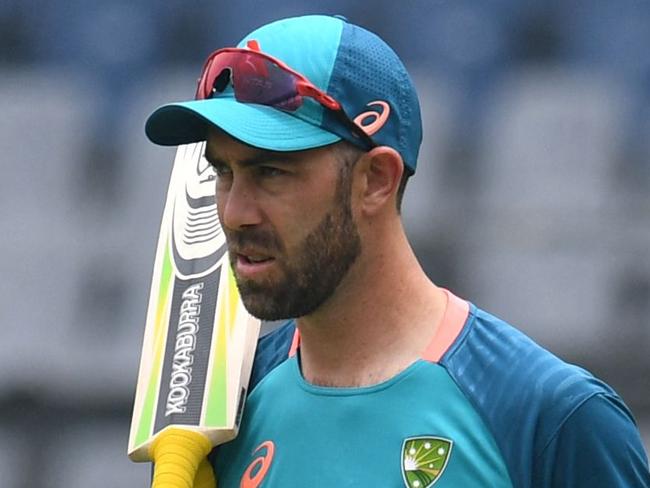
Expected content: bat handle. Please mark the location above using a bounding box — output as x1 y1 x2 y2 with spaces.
194 458 217 488
149 428 216 488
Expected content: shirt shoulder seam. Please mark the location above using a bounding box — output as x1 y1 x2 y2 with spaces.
535 391 605 460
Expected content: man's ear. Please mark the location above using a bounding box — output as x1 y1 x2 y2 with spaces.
354 146 404 215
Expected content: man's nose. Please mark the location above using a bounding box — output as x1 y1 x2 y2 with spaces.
218 176 263 231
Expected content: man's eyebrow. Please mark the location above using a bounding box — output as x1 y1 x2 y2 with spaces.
203 149 302 168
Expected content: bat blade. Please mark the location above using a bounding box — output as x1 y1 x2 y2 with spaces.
128 142 260 462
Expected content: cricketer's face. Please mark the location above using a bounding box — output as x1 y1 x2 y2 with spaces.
205 129 361 320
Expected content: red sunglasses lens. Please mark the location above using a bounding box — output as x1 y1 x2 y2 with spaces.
199 51 303 111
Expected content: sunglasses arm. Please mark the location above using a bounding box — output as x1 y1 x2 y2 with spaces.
295 81 341 111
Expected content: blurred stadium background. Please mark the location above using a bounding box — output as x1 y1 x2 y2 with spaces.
1 0 649 486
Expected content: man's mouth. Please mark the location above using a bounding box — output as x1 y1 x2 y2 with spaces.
240 254 274 264
232 250 277 279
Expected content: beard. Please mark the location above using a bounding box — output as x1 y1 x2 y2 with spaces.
225 170 361 321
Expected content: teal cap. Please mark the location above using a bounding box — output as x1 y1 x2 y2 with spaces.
145 15 423 173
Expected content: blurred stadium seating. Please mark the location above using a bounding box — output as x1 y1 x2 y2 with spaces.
0 425 26 488
41 419 150 488
461 66 630 350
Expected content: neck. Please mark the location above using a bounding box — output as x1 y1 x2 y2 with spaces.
295 223 446 387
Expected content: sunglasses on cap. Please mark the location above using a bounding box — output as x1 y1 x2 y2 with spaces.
195 40 377 150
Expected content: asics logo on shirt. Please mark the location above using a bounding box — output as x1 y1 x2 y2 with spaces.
240 440 275 488
353 101 391 136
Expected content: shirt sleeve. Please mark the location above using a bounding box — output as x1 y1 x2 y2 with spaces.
533 392 650 487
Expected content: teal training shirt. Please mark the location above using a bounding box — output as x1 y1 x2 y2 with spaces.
216 357 512 487
212 291 650 487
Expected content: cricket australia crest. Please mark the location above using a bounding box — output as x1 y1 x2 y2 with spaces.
401 437 453 488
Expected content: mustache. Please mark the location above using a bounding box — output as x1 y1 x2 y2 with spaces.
224 228 284 254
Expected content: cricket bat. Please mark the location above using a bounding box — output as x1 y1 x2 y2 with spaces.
128 142 261 488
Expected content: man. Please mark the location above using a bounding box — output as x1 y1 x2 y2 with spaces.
145 14 649 487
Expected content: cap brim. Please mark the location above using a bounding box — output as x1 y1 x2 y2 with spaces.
145 98 341 151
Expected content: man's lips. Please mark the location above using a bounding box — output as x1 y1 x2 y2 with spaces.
230 246 275 262
230 248 277 278
237 253 274 264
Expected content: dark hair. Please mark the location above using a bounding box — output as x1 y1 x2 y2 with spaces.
333 142 410 213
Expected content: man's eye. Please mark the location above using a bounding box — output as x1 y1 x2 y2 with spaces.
213 163 232 177
257 166 285 177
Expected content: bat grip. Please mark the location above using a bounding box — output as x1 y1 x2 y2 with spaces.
194 458 217 488
149 428 216 488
